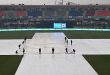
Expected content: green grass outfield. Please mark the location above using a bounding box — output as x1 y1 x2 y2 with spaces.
0 55 23 75
84 55 110 75
0 30 110 39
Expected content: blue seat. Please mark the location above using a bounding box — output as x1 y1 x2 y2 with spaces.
27 10 42 17
69 10 83 16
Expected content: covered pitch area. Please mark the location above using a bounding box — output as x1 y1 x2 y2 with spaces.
0 32 110 75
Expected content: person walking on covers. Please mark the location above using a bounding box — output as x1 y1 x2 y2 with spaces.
52 48 54 54
65 48 68 54
73 49 75 54
71 40 72 45
39 48 41 54
23 48 25 54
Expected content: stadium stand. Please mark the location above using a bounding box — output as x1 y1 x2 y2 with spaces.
95 10 110 16
27 10 42 17
85 10 95 16
0 5 110 29
7 11 15 17
0 11 6 16
16 11 27 16
69 9 84 17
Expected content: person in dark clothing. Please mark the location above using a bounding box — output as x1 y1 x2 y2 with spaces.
52 48 54 54
22 41 24 44
23 48 25 54
65 48 68 54
18 44 21 49
65 37 67 41
73 49 75 54
16 50 18 54
39 48 41 54
24 36 27 42
67 40 68 45
71 40 72 45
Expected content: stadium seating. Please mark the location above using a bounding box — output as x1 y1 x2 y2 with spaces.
69 9 84 17
6 11 15 17
0 11 6 16
0 5 110 29
95 10 110 16
15 11 27 16
85 10 95 16
27 10 42 17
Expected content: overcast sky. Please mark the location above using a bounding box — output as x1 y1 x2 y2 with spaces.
0 0 110 5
